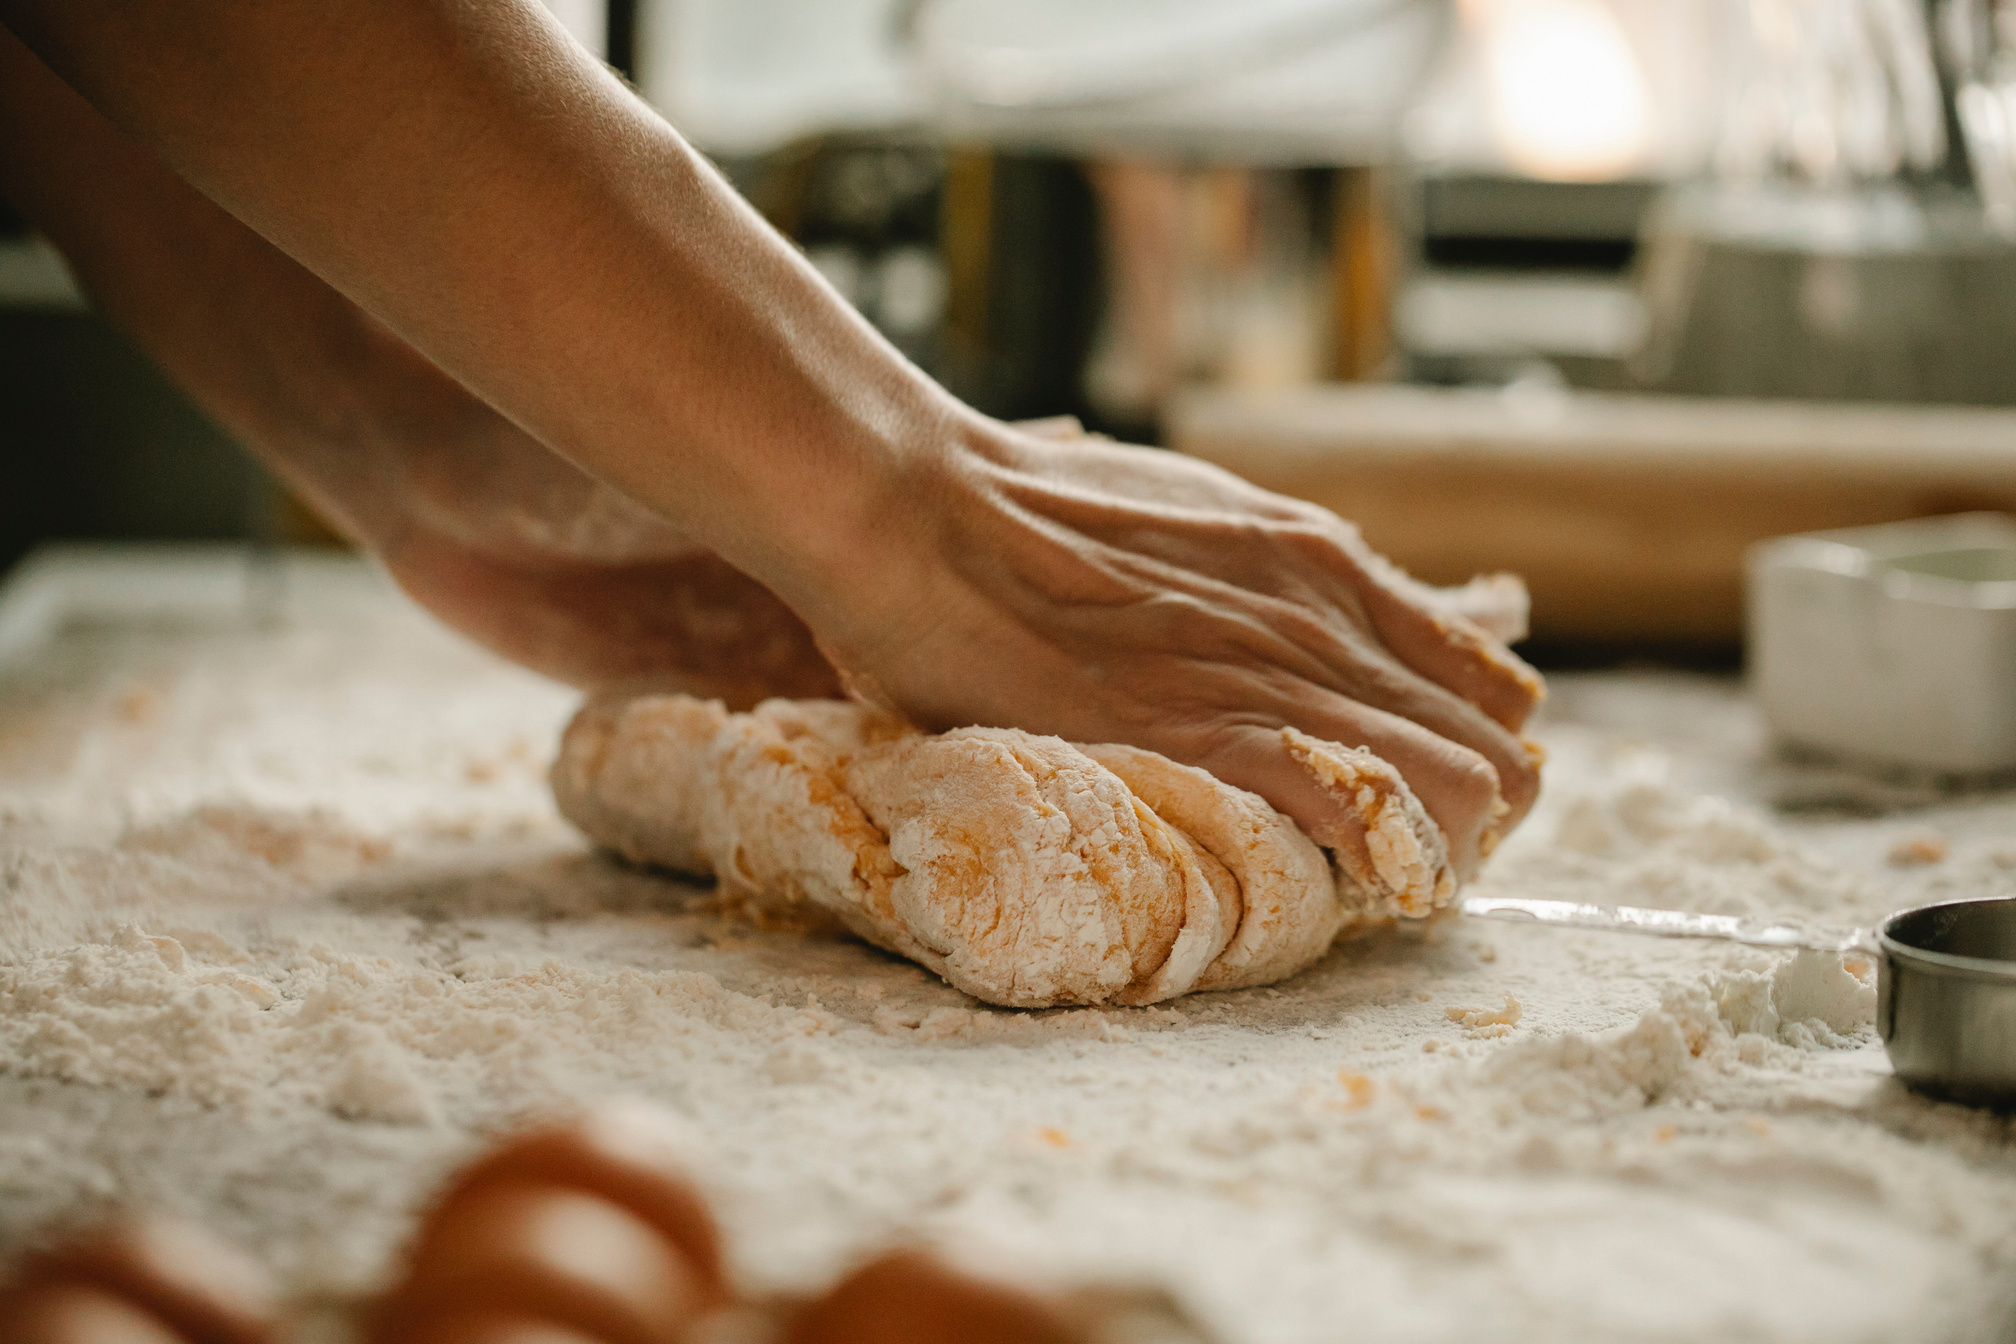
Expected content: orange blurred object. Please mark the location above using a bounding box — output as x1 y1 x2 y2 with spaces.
0 1281 189 1344
0 1218 277 1344
370 1183 709 1344
784 1251 1082 1344
422 1107 727 1303
368 1310 604 1344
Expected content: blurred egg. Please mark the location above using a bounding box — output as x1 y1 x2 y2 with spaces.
784 1251 1081 1344
0 1280 187 1344
424 1104 725 1302
372 1182 707 1344
2 1218 276 1344
370 1312 603 1344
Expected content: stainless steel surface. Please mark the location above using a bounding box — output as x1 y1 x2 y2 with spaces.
1879 898 2016 1105
1460 892 2016 1107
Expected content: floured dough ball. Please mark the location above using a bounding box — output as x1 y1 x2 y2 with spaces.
547 695 730 876
552 694 1458 1008
1079 744 1341 993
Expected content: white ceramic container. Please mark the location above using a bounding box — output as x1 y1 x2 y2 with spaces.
1747 513 2016 774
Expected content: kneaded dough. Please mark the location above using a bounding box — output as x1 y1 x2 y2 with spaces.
551 694 1456 1008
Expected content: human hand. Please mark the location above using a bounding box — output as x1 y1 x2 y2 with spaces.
0 0 1530 873
804 417 1544 887
363 410 841 706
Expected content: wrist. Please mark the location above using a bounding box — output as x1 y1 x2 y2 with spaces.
753 406 1006 675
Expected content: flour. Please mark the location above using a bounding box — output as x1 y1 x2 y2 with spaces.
1712 949 1877 1048
4 556 2016 1344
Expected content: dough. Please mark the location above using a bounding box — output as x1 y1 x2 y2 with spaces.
551 694 1455 1008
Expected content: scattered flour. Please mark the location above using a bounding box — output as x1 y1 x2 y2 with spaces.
1712 948 1877 1049
3 557 2016 1344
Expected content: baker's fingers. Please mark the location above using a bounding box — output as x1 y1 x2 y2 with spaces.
1205 588 1536 845
1340 560 1542 734
1180 705 1489 906
1019 484 1543 735
1363 589 1542 734
1315 653 1542 846
1011 415 1082 439
1280 693 1511 878
1325 703 1503 877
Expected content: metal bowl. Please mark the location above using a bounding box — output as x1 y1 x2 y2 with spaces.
1879 898 2016 1106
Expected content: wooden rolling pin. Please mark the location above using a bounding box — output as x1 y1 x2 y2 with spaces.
1169 383 2016 645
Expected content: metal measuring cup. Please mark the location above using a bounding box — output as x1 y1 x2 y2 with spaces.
1460 893 2016 1107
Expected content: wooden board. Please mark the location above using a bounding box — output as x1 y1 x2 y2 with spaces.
1169 384 2016 644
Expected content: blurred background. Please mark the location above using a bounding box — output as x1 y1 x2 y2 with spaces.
5 0 2016 666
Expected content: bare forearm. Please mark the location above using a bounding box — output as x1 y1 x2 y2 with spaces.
0 0 963 612
0 3 1548 872
0 21 472 552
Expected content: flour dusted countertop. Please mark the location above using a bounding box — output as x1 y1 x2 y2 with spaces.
4 547 2016 1344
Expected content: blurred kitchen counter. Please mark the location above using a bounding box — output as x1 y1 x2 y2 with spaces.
1170 383 2016 647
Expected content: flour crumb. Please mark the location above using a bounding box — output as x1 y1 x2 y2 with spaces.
763 1041 833 1084
326 1032 438 1126
1888 830 1949 866
117 925 187 972
1447 993 1522 1037
200 970 279 1009
872 1006 924 1034
915 1008 974 1041
1336 1072 1377 1109
114 684 161 725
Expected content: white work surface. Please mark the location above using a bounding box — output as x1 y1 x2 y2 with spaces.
4 547 2016 1343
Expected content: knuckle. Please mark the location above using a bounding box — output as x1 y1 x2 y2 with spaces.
1450 751 1504 812
1271 514 1367 572
1495 742 1543 813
